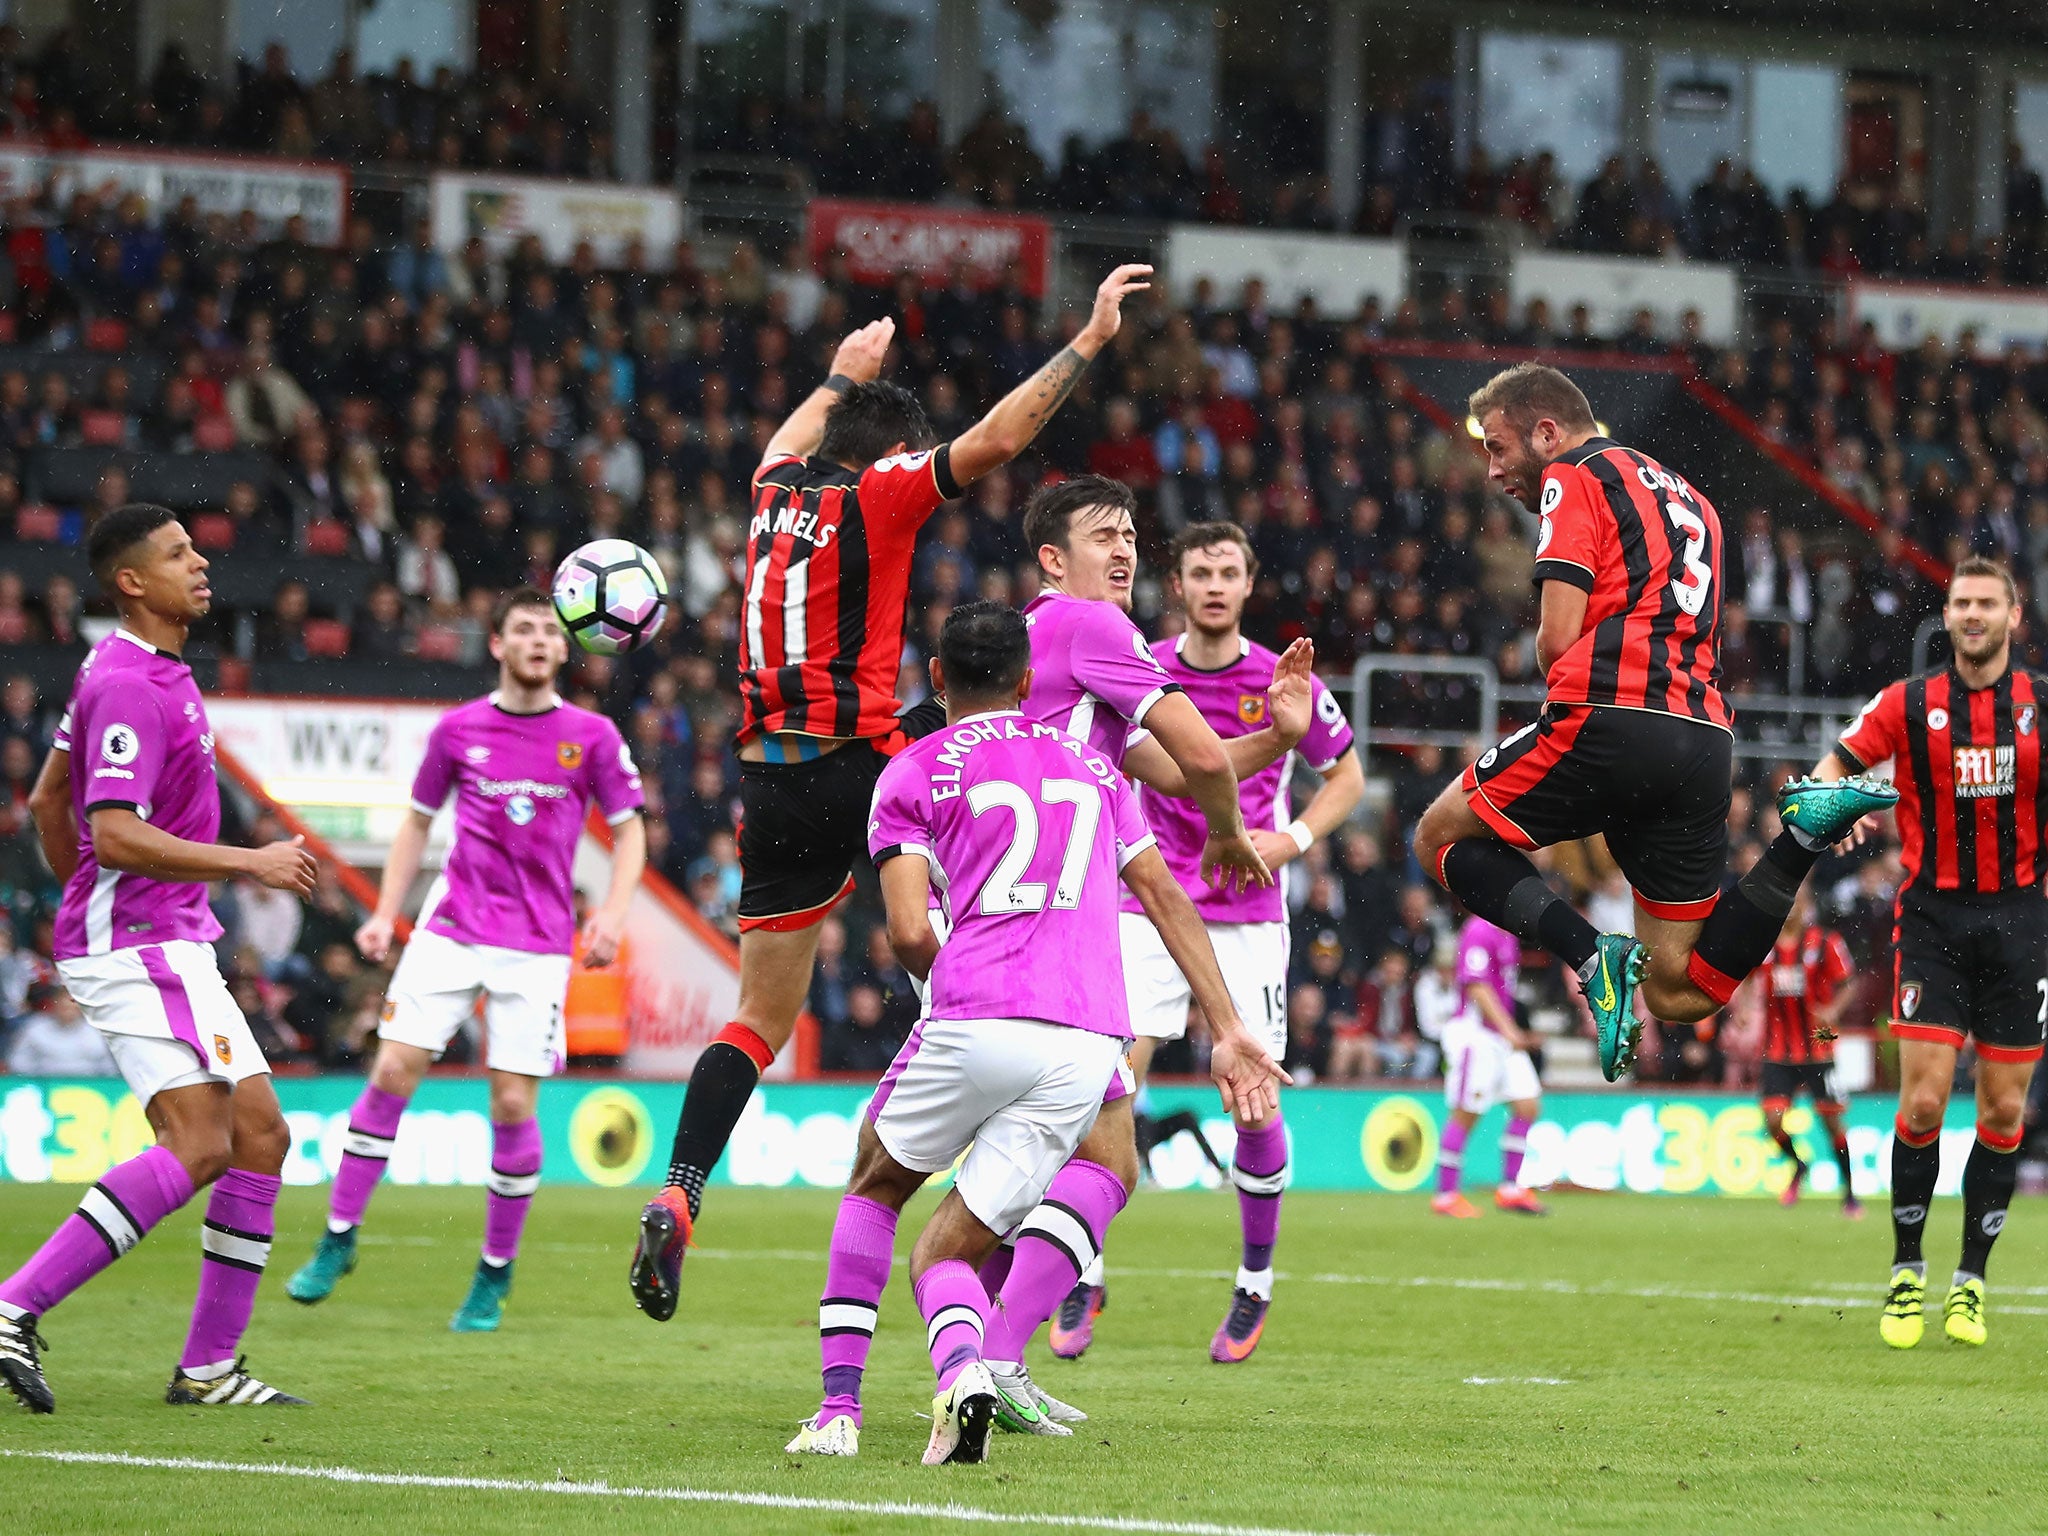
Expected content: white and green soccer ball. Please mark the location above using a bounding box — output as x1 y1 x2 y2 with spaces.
552 538 670 654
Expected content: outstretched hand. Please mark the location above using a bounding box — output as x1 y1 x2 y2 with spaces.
1266 637 1314 748
830 318 895 383
1081 264 1152 347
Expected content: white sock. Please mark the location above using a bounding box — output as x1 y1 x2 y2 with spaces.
182 1358 234 1382
1236 1265 1274 1299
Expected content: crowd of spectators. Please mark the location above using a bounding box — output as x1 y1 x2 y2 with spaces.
5 25 2048 291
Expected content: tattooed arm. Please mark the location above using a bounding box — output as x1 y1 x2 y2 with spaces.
946 264 1151 488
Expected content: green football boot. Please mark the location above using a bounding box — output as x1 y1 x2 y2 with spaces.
1583 934 1648 1082
284 1228 357 1305
451 1260 513 1333
1776 774 1899 845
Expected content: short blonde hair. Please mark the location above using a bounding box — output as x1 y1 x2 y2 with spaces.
1950 555 2018 604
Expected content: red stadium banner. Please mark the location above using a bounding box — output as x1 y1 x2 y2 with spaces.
806 198 1050 297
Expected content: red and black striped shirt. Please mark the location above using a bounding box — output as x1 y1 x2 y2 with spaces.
1761 924 1853 1063
1834 665 2046 894
1532 437 1730 729
739 445 962 744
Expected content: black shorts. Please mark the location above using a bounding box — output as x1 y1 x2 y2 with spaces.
1462 704 1732 919
736 743 890 931
1891 884 2048 1062
1759 1059 1845 1109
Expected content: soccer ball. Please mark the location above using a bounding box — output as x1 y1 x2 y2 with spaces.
552 539 669 654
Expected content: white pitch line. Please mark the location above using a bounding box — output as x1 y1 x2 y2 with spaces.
0 1450 1371 1536
683 1249 2048 1318
1463 1377 1572 1386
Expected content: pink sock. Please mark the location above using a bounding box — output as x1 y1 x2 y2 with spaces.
1501 1117 1533 1189
977 1242 1015 1297
987 1159 1127 1362
179 1168 280 1372
1436 1119 1469 1196
817 1194 897 1427
482 1118 542 1264
0 1146 194 1318
1231 1118 1287 1273
328 1084 407 1230
913 1258 988 1391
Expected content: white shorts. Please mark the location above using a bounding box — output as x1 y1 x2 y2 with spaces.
869 1016 1124 1234
1120 911 1289 1058
56 940 268 1106
382 927 573 1078
1441 1014 1542 1115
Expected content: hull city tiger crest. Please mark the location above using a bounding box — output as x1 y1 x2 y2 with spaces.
557 741 584 770
214 1034 233 1064
1897 983 1921 1019
1237 694 1267 726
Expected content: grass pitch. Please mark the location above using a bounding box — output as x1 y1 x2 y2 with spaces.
3 1181 2044 1534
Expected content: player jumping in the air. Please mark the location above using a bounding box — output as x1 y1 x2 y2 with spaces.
1413 363 1896 1080
285 588 645 1331
630 266 1154 1322
1754 890 1862 1217
789 603 1286 1460
1823 559 2042 1348
0 504 318 1413
790 486 1308 1446
1432 915 1549 1218
1112 521 1362 1361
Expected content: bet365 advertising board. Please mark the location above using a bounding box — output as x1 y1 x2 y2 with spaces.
0 1078 1987 1199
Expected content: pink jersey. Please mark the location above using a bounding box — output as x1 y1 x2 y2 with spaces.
410 695 644 955
1124 635 1355 924
1457 916 1521 1034
1020 589 1180 769
869 710 1154 1035
52 630 224 960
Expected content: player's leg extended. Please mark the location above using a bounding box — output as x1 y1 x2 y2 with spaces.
1882 1038 1956 1348
790 1117 926 1455
1415 779 1639 1078
450 1069 543 1333
287 1039 432 1304
170 1074 307 1405
631 922 817 1320
0 1080 217 1413
1945 1055 2036 1345
996 1095 1136 1363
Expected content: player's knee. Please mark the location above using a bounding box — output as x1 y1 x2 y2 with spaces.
1979 1088 2027 1138
489 1079 537 1124
232 1106 292 1175
1899 1084 1948 1134
369 1049 423 1098
166 1129 233 1188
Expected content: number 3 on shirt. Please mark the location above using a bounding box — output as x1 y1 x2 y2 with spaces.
1664 500 1713 617
967 779 1103 914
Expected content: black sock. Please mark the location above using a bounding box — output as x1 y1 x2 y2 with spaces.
1832 1135 1856 1201
665 1042 764 1219
1768 1124 1802 1163
1958 1135 2020 1279
1890 1126 1941 1269
1439 839 1598 970
1691 831 1821 991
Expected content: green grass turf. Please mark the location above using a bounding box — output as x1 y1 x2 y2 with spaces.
2 1182 2044 1534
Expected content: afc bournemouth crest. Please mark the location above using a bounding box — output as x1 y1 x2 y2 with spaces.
1897 983 1921 1019
213 1034 233 1064
2021 705 2037 737
557 740 584 769
1237 694 1267 726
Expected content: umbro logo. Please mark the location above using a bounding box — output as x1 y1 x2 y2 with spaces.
466 745 491 762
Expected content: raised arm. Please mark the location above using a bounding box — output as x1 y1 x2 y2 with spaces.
946 265 1152 488
28 744 76 886
90 807 315 893
1125 639 1315 797
761 318 897 466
